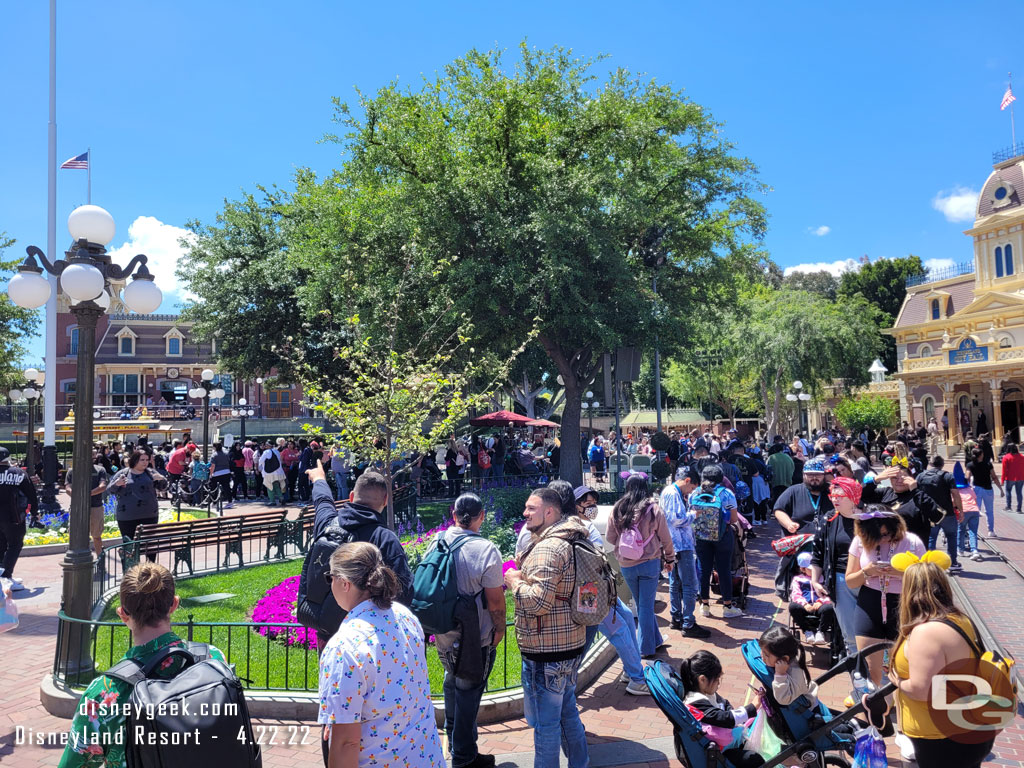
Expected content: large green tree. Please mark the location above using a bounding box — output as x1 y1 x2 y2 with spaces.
838 255 926 370
291 44 768 484
0 234 41 391
734 286 883 439
782 269 839 300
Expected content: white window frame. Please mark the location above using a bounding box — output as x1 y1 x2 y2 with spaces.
164 328 185 357
116 327 137 357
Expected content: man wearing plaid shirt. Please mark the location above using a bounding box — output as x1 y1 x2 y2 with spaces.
504 488 591 768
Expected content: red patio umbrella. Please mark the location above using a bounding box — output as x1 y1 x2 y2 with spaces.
526 418 559 428
469 409 534 427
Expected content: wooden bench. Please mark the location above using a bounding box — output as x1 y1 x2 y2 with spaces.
131 509 293 575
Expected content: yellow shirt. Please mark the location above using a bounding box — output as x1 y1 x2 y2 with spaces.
893 613 976 739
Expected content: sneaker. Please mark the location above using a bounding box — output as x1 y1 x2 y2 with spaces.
894 732 916 762
804 630 816 645
10 578 26 592
814 631 827 646
670 618 683 630
949 562 964 573
618 671 631 683
988 530 997 538
970 551 983 561
223 502 233 509
625 680 651 696
722 605 743 619
29 519 46 530
1004 507 1012 512
682 623 712 639
699 603 712 618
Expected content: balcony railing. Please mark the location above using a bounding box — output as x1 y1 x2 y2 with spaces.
905 261 975 288
993 143 1024 164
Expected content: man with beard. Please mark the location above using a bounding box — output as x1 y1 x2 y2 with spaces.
773 458 832 534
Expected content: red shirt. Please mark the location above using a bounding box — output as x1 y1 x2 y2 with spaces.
280 448 300 469
1002 452 1024 482
167 447 190 475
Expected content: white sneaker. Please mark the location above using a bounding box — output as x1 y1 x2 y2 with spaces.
804 630 816 644
723 605 743 619
814 631 827 646
700 603 712 618
970 551 983 562
894 732 916 762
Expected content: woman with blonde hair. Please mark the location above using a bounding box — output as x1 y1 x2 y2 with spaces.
318 541 444 768
888 554 997 768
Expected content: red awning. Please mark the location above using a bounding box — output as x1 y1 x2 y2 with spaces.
469 410 534 427
526 418 559 428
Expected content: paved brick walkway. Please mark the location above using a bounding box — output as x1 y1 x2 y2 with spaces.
4 492 1024 766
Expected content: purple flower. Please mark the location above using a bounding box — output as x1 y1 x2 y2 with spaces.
251 575 318 650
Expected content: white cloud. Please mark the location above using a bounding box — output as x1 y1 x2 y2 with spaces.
808 225 831 237
932 186 979 222
923 258 955 272
783 258 861 278
107 216 196 307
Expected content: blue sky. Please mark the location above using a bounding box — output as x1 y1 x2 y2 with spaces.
1 2 1017 362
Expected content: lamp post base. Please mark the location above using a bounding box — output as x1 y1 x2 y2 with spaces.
39 445 63 515
57 548 96 686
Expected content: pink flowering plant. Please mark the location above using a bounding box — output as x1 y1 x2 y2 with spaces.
251 575 319 650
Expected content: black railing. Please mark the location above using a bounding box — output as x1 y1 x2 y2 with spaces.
993 143 1024 164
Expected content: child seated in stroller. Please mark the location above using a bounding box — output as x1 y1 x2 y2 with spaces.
678 650 766 768
788 552 835 647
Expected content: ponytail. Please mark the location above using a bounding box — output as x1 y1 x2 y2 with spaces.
364 561 402 609
677 650 722 695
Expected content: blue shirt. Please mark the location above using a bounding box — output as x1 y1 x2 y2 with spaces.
659 482 696 551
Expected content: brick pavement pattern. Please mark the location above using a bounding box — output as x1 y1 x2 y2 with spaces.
2 491 1022 766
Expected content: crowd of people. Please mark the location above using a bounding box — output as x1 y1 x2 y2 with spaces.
12 414 1004 768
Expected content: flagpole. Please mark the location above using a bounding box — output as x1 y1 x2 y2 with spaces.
87 146 91 204
1011 73 1017 148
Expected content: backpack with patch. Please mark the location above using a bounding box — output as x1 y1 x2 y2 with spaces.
410 533 473 635
106 642 262 768
262 450 280 473
563 537 616 626
691 488 728 542
296 517 354 638
617 504 655 560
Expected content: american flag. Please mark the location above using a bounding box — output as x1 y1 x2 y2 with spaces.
60 151 89 169
1002 87 1016 111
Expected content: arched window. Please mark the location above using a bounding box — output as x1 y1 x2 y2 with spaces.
931 299 940 320
1001 336 1014 348
996 246 1005 278
923 396 936 421
1006 244 1015 276
919 344 933 357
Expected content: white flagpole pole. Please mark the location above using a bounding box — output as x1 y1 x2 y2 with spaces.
87 146 91 204
43 0 59 511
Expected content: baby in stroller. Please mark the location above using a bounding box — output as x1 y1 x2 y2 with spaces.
788 552 835 647
678 650 766 768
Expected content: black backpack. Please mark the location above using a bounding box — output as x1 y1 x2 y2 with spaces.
106 642 261 768
262 451 280 473
296 517 356 639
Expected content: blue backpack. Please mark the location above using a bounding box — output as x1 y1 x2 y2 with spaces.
690 487 728 542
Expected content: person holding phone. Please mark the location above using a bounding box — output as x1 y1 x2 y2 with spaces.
845 506 925 687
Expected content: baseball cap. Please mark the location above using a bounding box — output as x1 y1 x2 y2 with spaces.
573 485 598 502
804 458 826 473
797 552 813 569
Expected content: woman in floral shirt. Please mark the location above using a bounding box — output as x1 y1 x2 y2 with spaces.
59 563 225 768
318 542 444 768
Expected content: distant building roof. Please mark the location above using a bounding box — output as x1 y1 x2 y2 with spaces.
619 409 709 427
896 278 976 327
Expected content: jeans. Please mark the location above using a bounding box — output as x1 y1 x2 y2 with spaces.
669 549 698 628
620 558 664 656
521 655 589 768
959 513 980 553
834 572 859 659
695 535 734 603
975 486 995 532
929 516 960 567
1007 480 1023 512
598 599 644 683
333 471 349 501
443 646 496 767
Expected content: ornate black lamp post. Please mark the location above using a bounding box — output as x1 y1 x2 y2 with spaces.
231 397 255 441
8 205 163 678
9 368 42 483
188 370 225 461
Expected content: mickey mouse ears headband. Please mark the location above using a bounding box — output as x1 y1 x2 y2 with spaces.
890 550 952 573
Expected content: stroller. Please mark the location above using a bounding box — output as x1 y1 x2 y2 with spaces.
772 535 845 666
710 522 750 610
645 642 895 768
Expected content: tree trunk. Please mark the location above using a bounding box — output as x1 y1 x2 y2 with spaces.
559 382 583 486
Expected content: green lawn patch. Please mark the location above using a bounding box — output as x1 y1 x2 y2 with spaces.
88 560 521 696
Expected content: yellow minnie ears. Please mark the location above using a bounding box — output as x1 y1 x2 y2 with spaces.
890 550 952 572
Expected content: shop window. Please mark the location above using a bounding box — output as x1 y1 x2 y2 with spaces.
111 374 140 406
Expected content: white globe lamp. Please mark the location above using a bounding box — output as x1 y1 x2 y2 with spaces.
8 271 51 309
23 387 38 400
122 276 162 314
67 205 115 246
23 368 40 383
211 388 226 400
188 388 203 399
238 398 247 406
793 380 803 390
8 389 22 401
60 263 105 302
201 369 215 382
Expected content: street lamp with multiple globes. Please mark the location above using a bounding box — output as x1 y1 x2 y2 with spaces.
7 204 163 678
785 380 812 434
580 390 600 439
231 397 255 441
188 369 226 461
9 368 43 486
